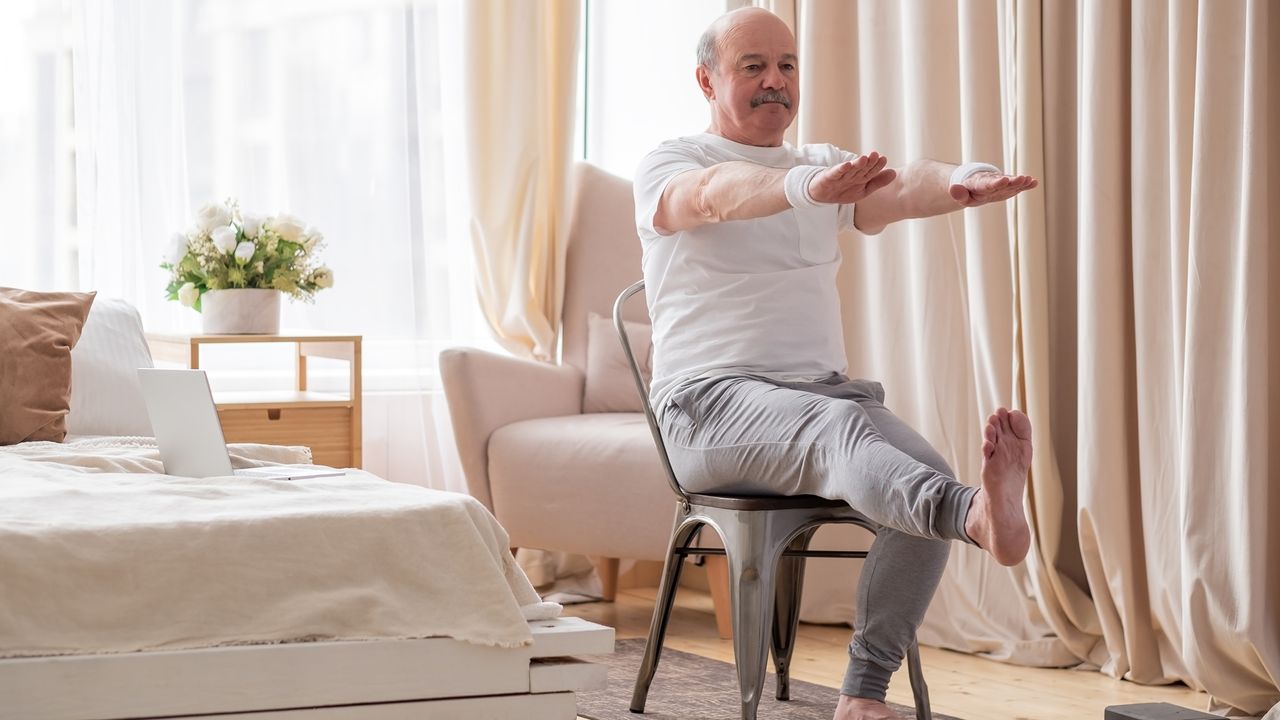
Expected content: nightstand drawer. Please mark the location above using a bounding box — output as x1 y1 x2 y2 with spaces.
218 406 354 469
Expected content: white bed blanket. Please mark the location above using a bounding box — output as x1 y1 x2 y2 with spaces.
0 437 559 658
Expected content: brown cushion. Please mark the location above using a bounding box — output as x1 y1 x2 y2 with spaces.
583 312 652 413
0 288 97 444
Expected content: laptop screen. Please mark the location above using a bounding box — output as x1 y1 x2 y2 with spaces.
137 368 236 478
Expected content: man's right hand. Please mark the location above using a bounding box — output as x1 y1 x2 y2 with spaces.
808 152 896 205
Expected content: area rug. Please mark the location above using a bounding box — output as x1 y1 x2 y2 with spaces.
576 638 961 720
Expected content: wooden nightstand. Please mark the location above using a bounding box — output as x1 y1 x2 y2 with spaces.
145 333 362 469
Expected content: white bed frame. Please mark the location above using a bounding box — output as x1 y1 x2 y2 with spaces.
1 616 613 720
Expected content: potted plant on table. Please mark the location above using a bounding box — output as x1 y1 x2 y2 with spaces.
162 199 333 334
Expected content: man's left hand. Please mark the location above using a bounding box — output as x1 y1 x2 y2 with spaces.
949 171 1039 208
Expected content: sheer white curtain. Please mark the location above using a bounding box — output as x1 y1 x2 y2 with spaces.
61 0 494 490
71 0 189 327
0 0 78 292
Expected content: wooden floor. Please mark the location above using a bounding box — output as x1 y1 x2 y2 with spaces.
564 586 1208 720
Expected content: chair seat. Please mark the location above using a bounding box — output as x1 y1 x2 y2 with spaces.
687 493 853 512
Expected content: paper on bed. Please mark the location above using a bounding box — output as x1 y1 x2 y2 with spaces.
0 438 560 658
6 435 312 473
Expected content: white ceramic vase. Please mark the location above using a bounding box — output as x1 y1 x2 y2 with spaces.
200 288 281 334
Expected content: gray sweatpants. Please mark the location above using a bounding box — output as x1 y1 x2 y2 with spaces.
657 372 979 702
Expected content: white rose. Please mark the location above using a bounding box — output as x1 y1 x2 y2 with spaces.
165 232 189 266
211 225 239 253
196 202 233 233
311 266 334 289
240 213 265 239
234 240 256 264
268 214 305 243
178 282 199 307
302 230 323 252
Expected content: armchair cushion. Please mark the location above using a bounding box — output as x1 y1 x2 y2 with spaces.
488 413 675 562
583 312 652 413
439 347 584 510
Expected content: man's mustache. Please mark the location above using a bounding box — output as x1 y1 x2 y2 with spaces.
750 91 792 109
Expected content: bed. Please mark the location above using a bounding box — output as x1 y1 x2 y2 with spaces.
0 296 612 720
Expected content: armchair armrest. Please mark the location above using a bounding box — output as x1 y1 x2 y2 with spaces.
439 347 584 510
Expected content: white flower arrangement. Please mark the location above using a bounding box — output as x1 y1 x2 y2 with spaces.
163 199 334 311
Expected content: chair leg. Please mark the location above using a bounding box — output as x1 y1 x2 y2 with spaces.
630 519 701 714
770 529 815 701
725 515 782 720
705 555 734 639
907 639 932 720
591 556 620 602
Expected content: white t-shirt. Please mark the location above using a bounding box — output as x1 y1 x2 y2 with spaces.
634 132 858 409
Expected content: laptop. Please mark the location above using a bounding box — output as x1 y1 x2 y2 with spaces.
137 368 345 480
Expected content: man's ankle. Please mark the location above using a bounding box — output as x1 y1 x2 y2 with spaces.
834 694 902 720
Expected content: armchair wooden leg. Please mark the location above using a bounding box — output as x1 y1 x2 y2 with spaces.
705 555 734 640
592 556 620 601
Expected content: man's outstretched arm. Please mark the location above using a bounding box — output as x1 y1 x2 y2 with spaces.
654 153 896 235
852 159 1039 236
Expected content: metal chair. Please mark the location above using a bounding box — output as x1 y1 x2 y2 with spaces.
613 280 932 720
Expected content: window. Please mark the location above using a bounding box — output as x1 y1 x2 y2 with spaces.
0 0 725 381
180 1 477 355
580 0 725 178
0 0 77 291
1 0 495 392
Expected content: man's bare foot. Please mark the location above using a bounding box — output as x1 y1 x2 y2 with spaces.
833 694 905 719
963 408 1033 566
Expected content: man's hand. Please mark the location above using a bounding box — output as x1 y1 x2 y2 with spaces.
949 171 1039 207
809 152 897 205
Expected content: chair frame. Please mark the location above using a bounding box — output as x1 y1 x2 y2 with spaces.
613 280 932 720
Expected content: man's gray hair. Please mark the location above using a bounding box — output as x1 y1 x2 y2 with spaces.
696 25 718 70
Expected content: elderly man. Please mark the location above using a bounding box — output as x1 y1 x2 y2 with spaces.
633 8 1039 720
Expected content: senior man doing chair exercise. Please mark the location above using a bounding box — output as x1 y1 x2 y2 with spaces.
634 8 1039 720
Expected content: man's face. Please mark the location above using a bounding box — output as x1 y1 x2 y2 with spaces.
698 12 799 147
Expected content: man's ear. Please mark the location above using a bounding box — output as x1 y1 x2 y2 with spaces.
696 65 715 101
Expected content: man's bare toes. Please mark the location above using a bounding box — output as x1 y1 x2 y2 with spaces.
1009 410 1032 440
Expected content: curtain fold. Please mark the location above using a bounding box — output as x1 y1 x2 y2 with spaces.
776 0 1278 714
1035 1 1278 714
781 0 1068 666
71 0 190 327
456 0 580 361
1010 0 1110 670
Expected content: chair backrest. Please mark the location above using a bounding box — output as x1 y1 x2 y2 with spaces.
562 162 650 373
614 280 689 506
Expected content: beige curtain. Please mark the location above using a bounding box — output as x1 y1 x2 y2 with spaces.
459 0 580 361
781 0 1072 666
776 0 1279 714
1031 0 1279 715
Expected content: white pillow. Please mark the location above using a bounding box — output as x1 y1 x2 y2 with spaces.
583 312 652 413
66 298 155 436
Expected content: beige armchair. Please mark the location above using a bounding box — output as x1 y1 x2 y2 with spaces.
439 162 677 601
